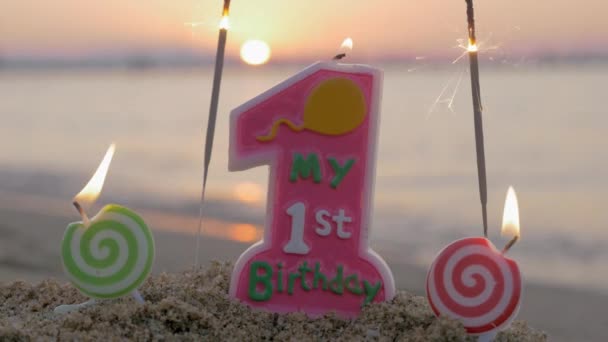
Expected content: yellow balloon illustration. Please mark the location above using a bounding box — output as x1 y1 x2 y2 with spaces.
257 77 367 142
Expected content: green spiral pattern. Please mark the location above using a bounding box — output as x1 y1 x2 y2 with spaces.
61 204 155 299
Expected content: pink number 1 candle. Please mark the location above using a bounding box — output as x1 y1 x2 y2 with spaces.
228 61 395 317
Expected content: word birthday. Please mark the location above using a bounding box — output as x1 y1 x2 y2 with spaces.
249 261 382 305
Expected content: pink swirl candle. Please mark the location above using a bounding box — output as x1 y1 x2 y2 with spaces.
427 237 522 334
426 187 522 339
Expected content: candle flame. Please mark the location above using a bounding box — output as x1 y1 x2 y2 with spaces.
501 186 520 238
219 15 230 30
341 37 354 51
74 144 116 207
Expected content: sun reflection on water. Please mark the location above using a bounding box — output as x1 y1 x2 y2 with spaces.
233 182 265 205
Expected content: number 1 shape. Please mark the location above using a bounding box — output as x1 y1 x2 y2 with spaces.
227 62 396 317
283 202 310 255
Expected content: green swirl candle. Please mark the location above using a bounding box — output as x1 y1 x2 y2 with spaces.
58 144 155 306
61 204 155 299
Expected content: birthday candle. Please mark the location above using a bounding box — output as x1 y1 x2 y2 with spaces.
61 205 154 299
56 144 155 313
227 43 395 317
426 187 522 339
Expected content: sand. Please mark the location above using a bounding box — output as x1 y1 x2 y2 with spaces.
3 202 608 340
0 261 546 341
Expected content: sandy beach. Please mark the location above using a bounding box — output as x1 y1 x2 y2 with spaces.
0 204 606 341
1 261 547 341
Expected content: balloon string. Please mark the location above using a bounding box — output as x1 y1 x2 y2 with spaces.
256 118 304 142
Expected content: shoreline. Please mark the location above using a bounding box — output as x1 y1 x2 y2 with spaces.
1 189 606 295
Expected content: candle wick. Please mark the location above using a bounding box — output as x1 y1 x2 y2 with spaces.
501 235 519 254
332 53 347 61
73 201 90 227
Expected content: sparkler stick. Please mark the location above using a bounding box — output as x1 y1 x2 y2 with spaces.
195 0 231 267
465 0 488 237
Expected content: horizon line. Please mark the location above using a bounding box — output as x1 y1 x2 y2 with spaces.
1 51 608 70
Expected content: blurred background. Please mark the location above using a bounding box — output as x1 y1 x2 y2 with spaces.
0 1 606 340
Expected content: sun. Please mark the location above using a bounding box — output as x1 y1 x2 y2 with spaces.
240 40 271 66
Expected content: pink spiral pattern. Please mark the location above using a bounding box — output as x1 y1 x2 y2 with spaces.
426 237 522 335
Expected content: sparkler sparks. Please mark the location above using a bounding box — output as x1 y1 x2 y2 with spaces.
428 32 502 118
452 35 500 64
184 21 205 28
427 68 465 118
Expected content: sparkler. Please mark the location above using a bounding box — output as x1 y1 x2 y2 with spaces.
196 0 231 267
465 0 488 237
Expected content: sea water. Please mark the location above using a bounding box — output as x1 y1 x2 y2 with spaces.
0 64 606 293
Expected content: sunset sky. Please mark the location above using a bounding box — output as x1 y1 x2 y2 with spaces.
2 0 607 61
